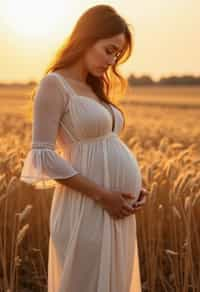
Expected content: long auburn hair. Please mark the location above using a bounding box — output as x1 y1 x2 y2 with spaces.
30 4 134 130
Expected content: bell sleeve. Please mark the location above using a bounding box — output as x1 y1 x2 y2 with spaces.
20 74 79 189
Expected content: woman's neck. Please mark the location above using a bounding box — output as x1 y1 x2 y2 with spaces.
58 62 88 84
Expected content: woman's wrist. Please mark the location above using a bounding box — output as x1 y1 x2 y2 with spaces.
93 188 109 204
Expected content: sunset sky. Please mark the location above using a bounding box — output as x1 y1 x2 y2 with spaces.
0 0 200 83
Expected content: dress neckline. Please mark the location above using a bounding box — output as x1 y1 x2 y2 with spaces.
59 75 91 89
51 72 115 131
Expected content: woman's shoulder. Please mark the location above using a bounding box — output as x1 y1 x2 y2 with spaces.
35 73 71 109
42 72 73 96
39 72 63 88
37 72 63 94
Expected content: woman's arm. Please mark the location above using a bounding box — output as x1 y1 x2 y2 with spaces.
55 174 107 202
20 74 108 202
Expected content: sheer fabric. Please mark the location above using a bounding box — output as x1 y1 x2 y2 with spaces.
20 72 142 292
20 74 79 188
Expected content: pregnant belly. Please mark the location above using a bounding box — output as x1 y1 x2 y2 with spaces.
70 136 142 205
106 138 142 204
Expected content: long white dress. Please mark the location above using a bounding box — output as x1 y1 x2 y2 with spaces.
20 72 142 292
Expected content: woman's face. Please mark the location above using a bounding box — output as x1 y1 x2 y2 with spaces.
83 33 127 77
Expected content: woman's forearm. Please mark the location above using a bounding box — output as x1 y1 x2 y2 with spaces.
55 173 107 203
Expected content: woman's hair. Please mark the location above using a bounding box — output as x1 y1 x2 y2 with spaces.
30 4 134 130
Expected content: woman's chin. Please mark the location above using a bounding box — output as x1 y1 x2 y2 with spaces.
93 72 104 77
90 68 106 77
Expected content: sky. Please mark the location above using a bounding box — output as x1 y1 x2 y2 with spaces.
0 0 200 83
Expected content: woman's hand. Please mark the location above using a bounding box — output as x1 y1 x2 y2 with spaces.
133 187 149 208
98 190 142 220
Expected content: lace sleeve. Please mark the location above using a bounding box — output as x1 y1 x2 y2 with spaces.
20 74 79 189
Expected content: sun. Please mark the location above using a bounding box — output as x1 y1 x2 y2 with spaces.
4 0 70 38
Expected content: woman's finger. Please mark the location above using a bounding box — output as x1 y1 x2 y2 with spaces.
136 196 146 206
118 208 130 218
122 193 136 200
132 205 142 213
121 205 142 218
123 202 135 213
141 188 149 196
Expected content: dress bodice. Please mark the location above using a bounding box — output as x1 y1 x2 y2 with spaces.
49 72 124 146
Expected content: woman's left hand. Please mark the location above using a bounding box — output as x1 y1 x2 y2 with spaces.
132 187 149 208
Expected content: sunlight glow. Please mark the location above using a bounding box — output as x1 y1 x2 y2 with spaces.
5 0 69 38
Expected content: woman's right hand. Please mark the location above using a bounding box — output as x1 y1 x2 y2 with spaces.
98 190 142 220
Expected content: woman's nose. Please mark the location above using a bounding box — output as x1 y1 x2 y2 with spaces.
107 55 117 66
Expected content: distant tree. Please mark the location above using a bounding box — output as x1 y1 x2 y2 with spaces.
128 74 154 86
127 74 200 86
159 75 200 85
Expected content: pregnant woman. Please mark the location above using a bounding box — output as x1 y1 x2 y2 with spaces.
20 4 148 292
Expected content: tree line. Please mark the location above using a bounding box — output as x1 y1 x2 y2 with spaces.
128 74 200 86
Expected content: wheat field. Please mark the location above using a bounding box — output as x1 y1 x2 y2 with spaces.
0 86 200 291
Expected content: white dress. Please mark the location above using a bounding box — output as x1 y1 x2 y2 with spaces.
20 72 142 292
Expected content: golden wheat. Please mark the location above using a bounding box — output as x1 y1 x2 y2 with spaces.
0 86 200 291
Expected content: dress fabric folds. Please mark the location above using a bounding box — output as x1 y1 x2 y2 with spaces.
20 72 143 291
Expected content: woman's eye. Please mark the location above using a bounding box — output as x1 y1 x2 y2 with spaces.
105 48 120 59
105 48 113 55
